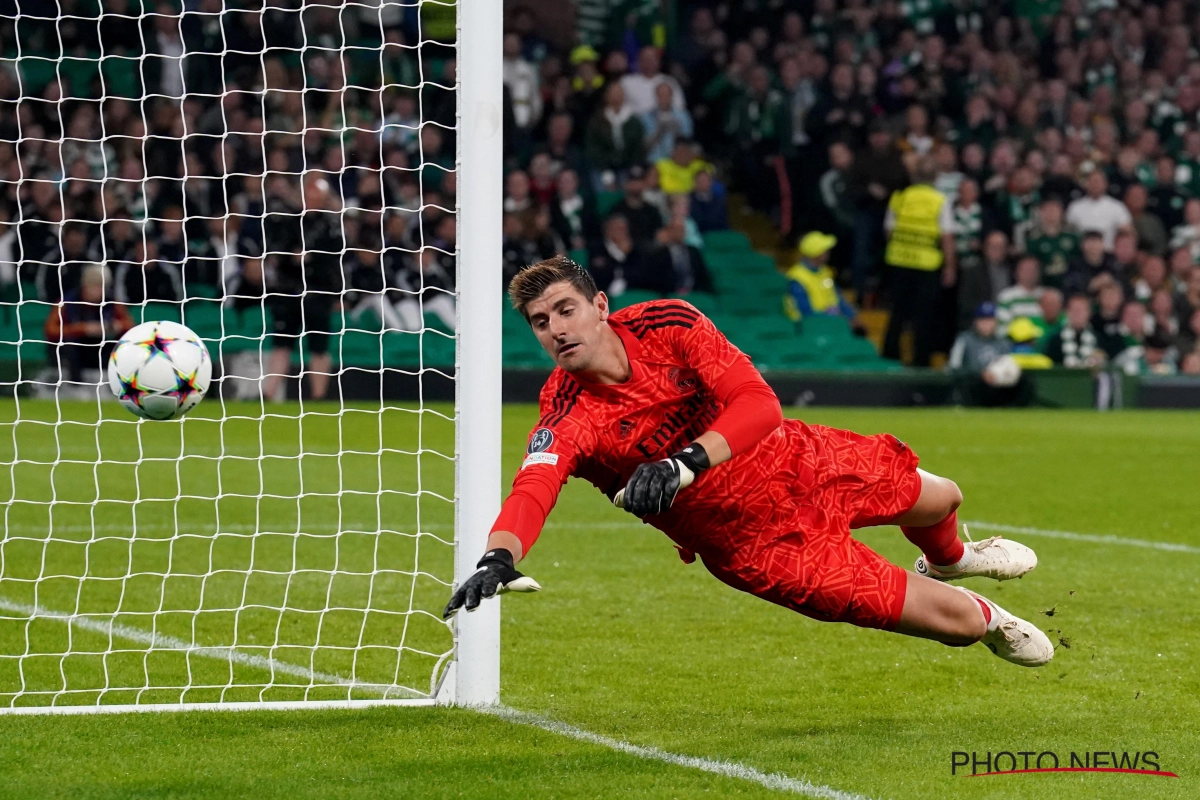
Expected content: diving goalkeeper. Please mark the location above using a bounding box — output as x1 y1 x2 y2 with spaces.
445 256 1053 666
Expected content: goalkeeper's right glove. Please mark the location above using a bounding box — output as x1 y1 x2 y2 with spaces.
442 548 541 619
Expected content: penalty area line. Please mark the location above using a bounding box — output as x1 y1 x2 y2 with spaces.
0 598 874 799
961 520 1200 555
481 705 879 800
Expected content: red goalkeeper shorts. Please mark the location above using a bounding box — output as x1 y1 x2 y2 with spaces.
702 427 923 631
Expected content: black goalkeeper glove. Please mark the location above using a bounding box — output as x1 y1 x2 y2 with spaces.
615 442 710 517
442 548 542 619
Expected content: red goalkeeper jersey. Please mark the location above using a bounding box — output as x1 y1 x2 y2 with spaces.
493 299 802 563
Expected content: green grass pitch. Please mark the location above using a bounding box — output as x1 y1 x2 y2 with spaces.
0 402 1197 799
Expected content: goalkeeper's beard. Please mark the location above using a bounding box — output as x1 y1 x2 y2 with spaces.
552 339 593 372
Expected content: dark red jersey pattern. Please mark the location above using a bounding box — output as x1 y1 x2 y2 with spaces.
494 300 923 630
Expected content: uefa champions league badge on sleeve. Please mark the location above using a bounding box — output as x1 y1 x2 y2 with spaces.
523 428 558 469
528 428 554 453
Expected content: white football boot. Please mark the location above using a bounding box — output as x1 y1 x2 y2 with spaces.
914 526 1038 582
961 588 1055 667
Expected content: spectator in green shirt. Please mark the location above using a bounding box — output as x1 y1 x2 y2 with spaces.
725 65 790 213
1026 197 1079 290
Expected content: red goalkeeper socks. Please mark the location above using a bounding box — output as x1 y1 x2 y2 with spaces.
902 511 965 568
973 595 993 628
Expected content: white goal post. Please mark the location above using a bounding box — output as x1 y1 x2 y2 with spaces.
0 0 501 713
452 0 503 707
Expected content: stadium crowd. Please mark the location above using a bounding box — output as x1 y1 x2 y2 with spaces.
0 1 459 395
496 0 1200 376
1 0 1200 383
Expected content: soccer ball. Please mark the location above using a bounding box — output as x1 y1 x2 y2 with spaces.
984 354 1022 388
108 320 212 420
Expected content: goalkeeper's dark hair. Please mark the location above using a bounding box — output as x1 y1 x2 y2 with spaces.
508 255 599 321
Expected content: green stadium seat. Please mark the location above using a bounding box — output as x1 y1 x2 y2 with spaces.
421 332 456 366
701 230 752 252
676 291 718 316
60 56 99 98
568 248 589 267
182 299 223 340
101 56 141 98
825 337 882 362
18 58 57 95
383 331 422 366
338 330 385 368
138 301 184 324
15 301 51 362
719 291 773 317
185 283 220 299
220 306 271 351
797 315 852 338
763 348 827 369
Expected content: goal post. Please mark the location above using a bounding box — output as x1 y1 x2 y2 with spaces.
0 0 502 713
451 0 504 707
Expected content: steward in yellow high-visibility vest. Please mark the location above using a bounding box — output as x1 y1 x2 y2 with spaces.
882 157 958 367
885 183 950 270
784 231 865 335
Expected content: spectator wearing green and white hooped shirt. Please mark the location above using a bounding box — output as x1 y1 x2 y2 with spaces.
950 179 985 271
933 142 965 200
996 256 1045 332
575 0 612 49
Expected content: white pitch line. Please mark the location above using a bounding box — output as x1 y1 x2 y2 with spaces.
0 599 418 699
961 520 1200 555
482 705 878 800
0 598 872 799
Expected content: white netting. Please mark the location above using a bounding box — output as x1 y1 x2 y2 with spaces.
0 0 460 709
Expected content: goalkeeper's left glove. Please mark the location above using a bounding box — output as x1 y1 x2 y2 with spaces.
615 442 710 517
442 548 541 619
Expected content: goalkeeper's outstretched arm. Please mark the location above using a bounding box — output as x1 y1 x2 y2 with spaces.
443 434 570 618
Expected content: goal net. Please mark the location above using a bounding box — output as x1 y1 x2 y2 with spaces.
0 0 500 712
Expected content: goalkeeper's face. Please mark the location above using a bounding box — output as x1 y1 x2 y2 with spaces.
526 282 611 373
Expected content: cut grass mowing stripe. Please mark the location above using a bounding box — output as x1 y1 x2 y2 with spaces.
962 520 1200 554
0 599 869 799
482 705 879 800
0 599 421 699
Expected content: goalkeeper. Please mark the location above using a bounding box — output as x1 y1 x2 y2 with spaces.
445 257 1052 667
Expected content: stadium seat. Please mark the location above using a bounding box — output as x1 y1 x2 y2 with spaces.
338 330 385 368
421 332 457 366
383 331 422 366
185 283 220 299
133 302 183 325
182 300 223 341
18 58 57 95
221 306 271 351
701 230 753 252
676 292 718 316
101 55 141 98
797 315 852 338
59 56 100 98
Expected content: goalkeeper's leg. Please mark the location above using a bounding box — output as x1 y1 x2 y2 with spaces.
895 571 1054 667
891 469 1038 582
